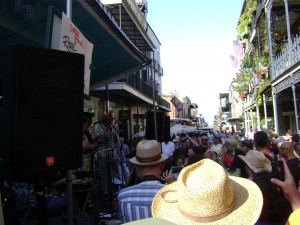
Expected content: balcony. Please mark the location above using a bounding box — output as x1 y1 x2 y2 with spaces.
122 74 153 98
156 97 171 111
251 0 265 31
153 59 164 76
271 35 300 80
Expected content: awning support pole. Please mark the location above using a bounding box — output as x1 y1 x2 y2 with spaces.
263 94 268 129
292 84 299 134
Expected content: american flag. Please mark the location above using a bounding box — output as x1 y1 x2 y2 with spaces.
233 40 245 62
253 71 259 86
230 55 238 68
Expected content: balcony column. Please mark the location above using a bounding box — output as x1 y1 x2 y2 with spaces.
263 94 268 129
284 0 292 46
251 109 254 132
265 1 275 79
151 59 157 140
244 110 248 137
292 84 299 134
256 103 261 130
105 85 110 113
272 89 279 135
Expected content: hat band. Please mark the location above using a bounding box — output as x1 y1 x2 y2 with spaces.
136 153 162 163
250 162 264 169
178 198 236 223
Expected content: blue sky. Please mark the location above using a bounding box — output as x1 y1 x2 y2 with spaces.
147 0 244 125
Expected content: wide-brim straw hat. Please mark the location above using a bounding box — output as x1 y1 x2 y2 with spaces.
130 140 168 166
152 159 263 225
238 150 272 174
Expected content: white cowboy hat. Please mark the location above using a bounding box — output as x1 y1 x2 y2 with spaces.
130 140 168 166
238 150 272 174
152 159 263 224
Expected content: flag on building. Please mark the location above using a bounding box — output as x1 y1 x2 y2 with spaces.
170 97 183 113
253 71 259 86
230 55 238 68
233 40 245 62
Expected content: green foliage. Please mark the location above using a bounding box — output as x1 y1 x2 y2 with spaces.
237 0 257 41
156 95 163 105
233 68 253 95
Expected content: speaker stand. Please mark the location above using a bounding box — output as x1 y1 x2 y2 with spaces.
34 176 48 225
66 169 74 225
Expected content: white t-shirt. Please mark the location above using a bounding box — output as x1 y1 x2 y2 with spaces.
211 143 223 156
161 141 175 158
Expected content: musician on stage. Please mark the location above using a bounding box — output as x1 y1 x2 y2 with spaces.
93 111 117 146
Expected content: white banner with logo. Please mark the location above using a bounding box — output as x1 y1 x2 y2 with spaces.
59 12 94 95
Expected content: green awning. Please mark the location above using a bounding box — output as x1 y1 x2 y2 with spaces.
73 0 150 88
0 0 150 88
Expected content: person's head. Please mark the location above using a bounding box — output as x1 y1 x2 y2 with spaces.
175 155 185 167
207 140 213 149
294 143 300 158
238 150 272 179
152 159 263 224
130 140 168 178
102 112 114 126
187 146 200 157
240 139 253 154
279 141 294 159
119 137 124 144
163 135 171 143
254 131 269 149
291 134 299 144
203 150 218 162
285 129 293 141
213 133 222 145
222 141 236 155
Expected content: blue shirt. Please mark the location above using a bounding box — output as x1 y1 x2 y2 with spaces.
118 181 165 223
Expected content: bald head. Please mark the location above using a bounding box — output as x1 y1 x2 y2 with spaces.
280 142 295 158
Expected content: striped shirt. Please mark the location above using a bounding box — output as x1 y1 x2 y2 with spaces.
118 181 165 223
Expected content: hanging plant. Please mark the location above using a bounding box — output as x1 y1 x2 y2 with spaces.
237 0 257 41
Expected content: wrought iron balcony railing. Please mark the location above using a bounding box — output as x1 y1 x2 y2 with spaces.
271 34 300 80
123 74 153 98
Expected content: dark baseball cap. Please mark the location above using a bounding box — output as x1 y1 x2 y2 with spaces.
240 139 253 149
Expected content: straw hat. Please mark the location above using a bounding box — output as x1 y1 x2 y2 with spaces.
130 140 168 166
238 150 272 174
152 159 263 224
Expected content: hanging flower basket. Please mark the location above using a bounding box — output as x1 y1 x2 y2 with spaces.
239 90 248 100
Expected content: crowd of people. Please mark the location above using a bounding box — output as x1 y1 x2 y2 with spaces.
2 113 300 225
117 129 300 225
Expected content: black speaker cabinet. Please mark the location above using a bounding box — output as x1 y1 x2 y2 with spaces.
145 112 170 142
0 45 84 181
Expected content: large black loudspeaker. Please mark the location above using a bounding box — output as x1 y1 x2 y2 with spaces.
145 112 170 142
0 45 84 181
